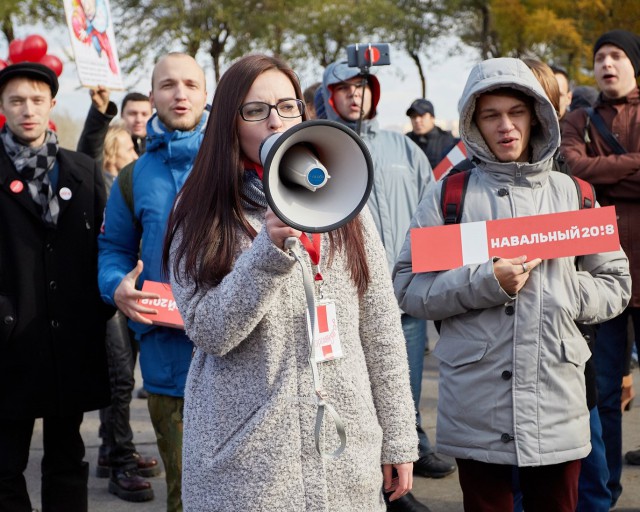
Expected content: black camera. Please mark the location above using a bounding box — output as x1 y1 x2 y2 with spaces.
346 43 391 69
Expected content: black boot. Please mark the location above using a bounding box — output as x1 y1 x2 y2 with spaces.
413 453 456 478
385 491 432 512
108 469 154 502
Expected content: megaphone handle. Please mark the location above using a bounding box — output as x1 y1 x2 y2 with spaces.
284 236 298 252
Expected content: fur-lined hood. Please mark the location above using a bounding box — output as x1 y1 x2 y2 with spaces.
458 57 560 170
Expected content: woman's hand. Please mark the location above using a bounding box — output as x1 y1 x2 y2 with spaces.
265 207 301 250
493 255 542 295
382 462 413 502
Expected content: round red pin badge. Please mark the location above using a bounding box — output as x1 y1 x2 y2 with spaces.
10 180 24 194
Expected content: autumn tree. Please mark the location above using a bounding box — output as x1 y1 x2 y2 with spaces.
447 0 640 84
380 0 451 97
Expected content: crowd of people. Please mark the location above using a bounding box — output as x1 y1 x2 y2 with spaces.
0 26 638 512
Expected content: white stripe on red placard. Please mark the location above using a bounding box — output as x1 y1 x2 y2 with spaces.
448 143 467 166
461 221 489 265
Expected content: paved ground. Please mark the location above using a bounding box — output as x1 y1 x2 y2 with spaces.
25 323 640 511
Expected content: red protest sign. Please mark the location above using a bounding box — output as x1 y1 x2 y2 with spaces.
411 206 620 273
138 281 185 329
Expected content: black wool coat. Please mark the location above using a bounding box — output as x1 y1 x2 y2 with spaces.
0 143 113 419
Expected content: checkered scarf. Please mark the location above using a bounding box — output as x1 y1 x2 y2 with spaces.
1 126 60 226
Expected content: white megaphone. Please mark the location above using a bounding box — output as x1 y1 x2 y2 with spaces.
259 120 374 233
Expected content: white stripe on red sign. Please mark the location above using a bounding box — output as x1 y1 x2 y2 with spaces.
461 221 489 265
448 143 467 166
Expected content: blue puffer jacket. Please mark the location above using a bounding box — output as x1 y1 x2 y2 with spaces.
98 109 208 396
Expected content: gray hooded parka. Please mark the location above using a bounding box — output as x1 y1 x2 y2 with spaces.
393 58 631 467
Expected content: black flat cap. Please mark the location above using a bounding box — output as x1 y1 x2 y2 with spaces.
0 62 59 97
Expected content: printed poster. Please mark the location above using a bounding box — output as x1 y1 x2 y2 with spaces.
63 0 125 89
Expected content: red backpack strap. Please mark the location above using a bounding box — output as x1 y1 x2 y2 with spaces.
440 170 471 224
571 176 595 209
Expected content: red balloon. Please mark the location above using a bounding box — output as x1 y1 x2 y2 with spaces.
0 114 5 130
8 39 24 63
22 35 48 62
0 59 8 71
39 54 64 77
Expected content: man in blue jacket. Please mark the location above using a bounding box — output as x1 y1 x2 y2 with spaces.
98 52 208 512
322 60 450 512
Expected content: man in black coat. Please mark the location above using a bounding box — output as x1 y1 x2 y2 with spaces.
405 98 456 169
0 62 112 511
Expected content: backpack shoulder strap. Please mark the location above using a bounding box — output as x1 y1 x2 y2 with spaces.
571 175 595 209
440 170 471 225
117 161 142 233
585 107 628 155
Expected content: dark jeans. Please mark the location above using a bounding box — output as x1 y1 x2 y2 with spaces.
98 311 139 471
594 307 640 506
0 413 88 512
457 458 580 512
577 407 611 512
401 314 434 457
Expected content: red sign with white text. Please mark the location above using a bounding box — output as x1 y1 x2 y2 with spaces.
411 206 620 273
138 281 185 329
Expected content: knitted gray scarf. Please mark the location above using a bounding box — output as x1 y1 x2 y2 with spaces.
1 126 60 226
241 169 268 210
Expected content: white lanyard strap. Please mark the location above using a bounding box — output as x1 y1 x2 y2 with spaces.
285 237 346 459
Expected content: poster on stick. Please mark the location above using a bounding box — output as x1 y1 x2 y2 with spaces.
138 281 185 330
411 206 620 273
63 0 125 89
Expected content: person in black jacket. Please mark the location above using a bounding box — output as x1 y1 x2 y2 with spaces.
77 87 152 167
405 99 456 169
0 62 113 511
77 89 159 502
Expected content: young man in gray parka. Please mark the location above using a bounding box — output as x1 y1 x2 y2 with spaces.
393 57 631 510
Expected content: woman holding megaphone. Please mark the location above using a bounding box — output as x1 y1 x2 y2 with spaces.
163 54 417 511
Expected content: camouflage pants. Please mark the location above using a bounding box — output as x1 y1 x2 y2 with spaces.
148 394 184 512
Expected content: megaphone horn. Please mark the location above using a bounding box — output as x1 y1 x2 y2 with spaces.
259 120 374 233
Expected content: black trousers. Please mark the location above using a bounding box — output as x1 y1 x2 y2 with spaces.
0 413 88 512
98 311 139 471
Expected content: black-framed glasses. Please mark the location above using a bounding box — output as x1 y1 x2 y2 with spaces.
239 99 305 122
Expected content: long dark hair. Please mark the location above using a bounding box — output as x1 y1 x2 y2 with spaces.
162 54 370 296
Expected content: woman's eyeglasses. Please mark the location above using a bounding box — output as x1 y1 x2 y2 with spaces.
238 99 305 122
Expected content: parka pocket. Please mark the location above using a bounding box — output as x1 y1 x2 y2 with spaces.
0 294 16 343
433 337 488 368
561 336 592 367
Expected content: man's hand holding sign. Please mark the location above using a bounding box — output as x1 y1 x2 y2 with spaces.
493 255 542 296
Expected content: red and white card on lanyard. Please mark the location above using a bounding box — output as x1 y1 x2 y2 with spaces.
299 233 343 363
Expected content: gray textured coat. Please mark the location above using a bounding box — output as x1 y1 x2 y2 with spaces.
393 58 631 467
170 207 418 511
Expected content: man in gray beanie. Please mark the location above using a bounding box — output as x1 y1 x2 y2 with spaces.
560 29 640 509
